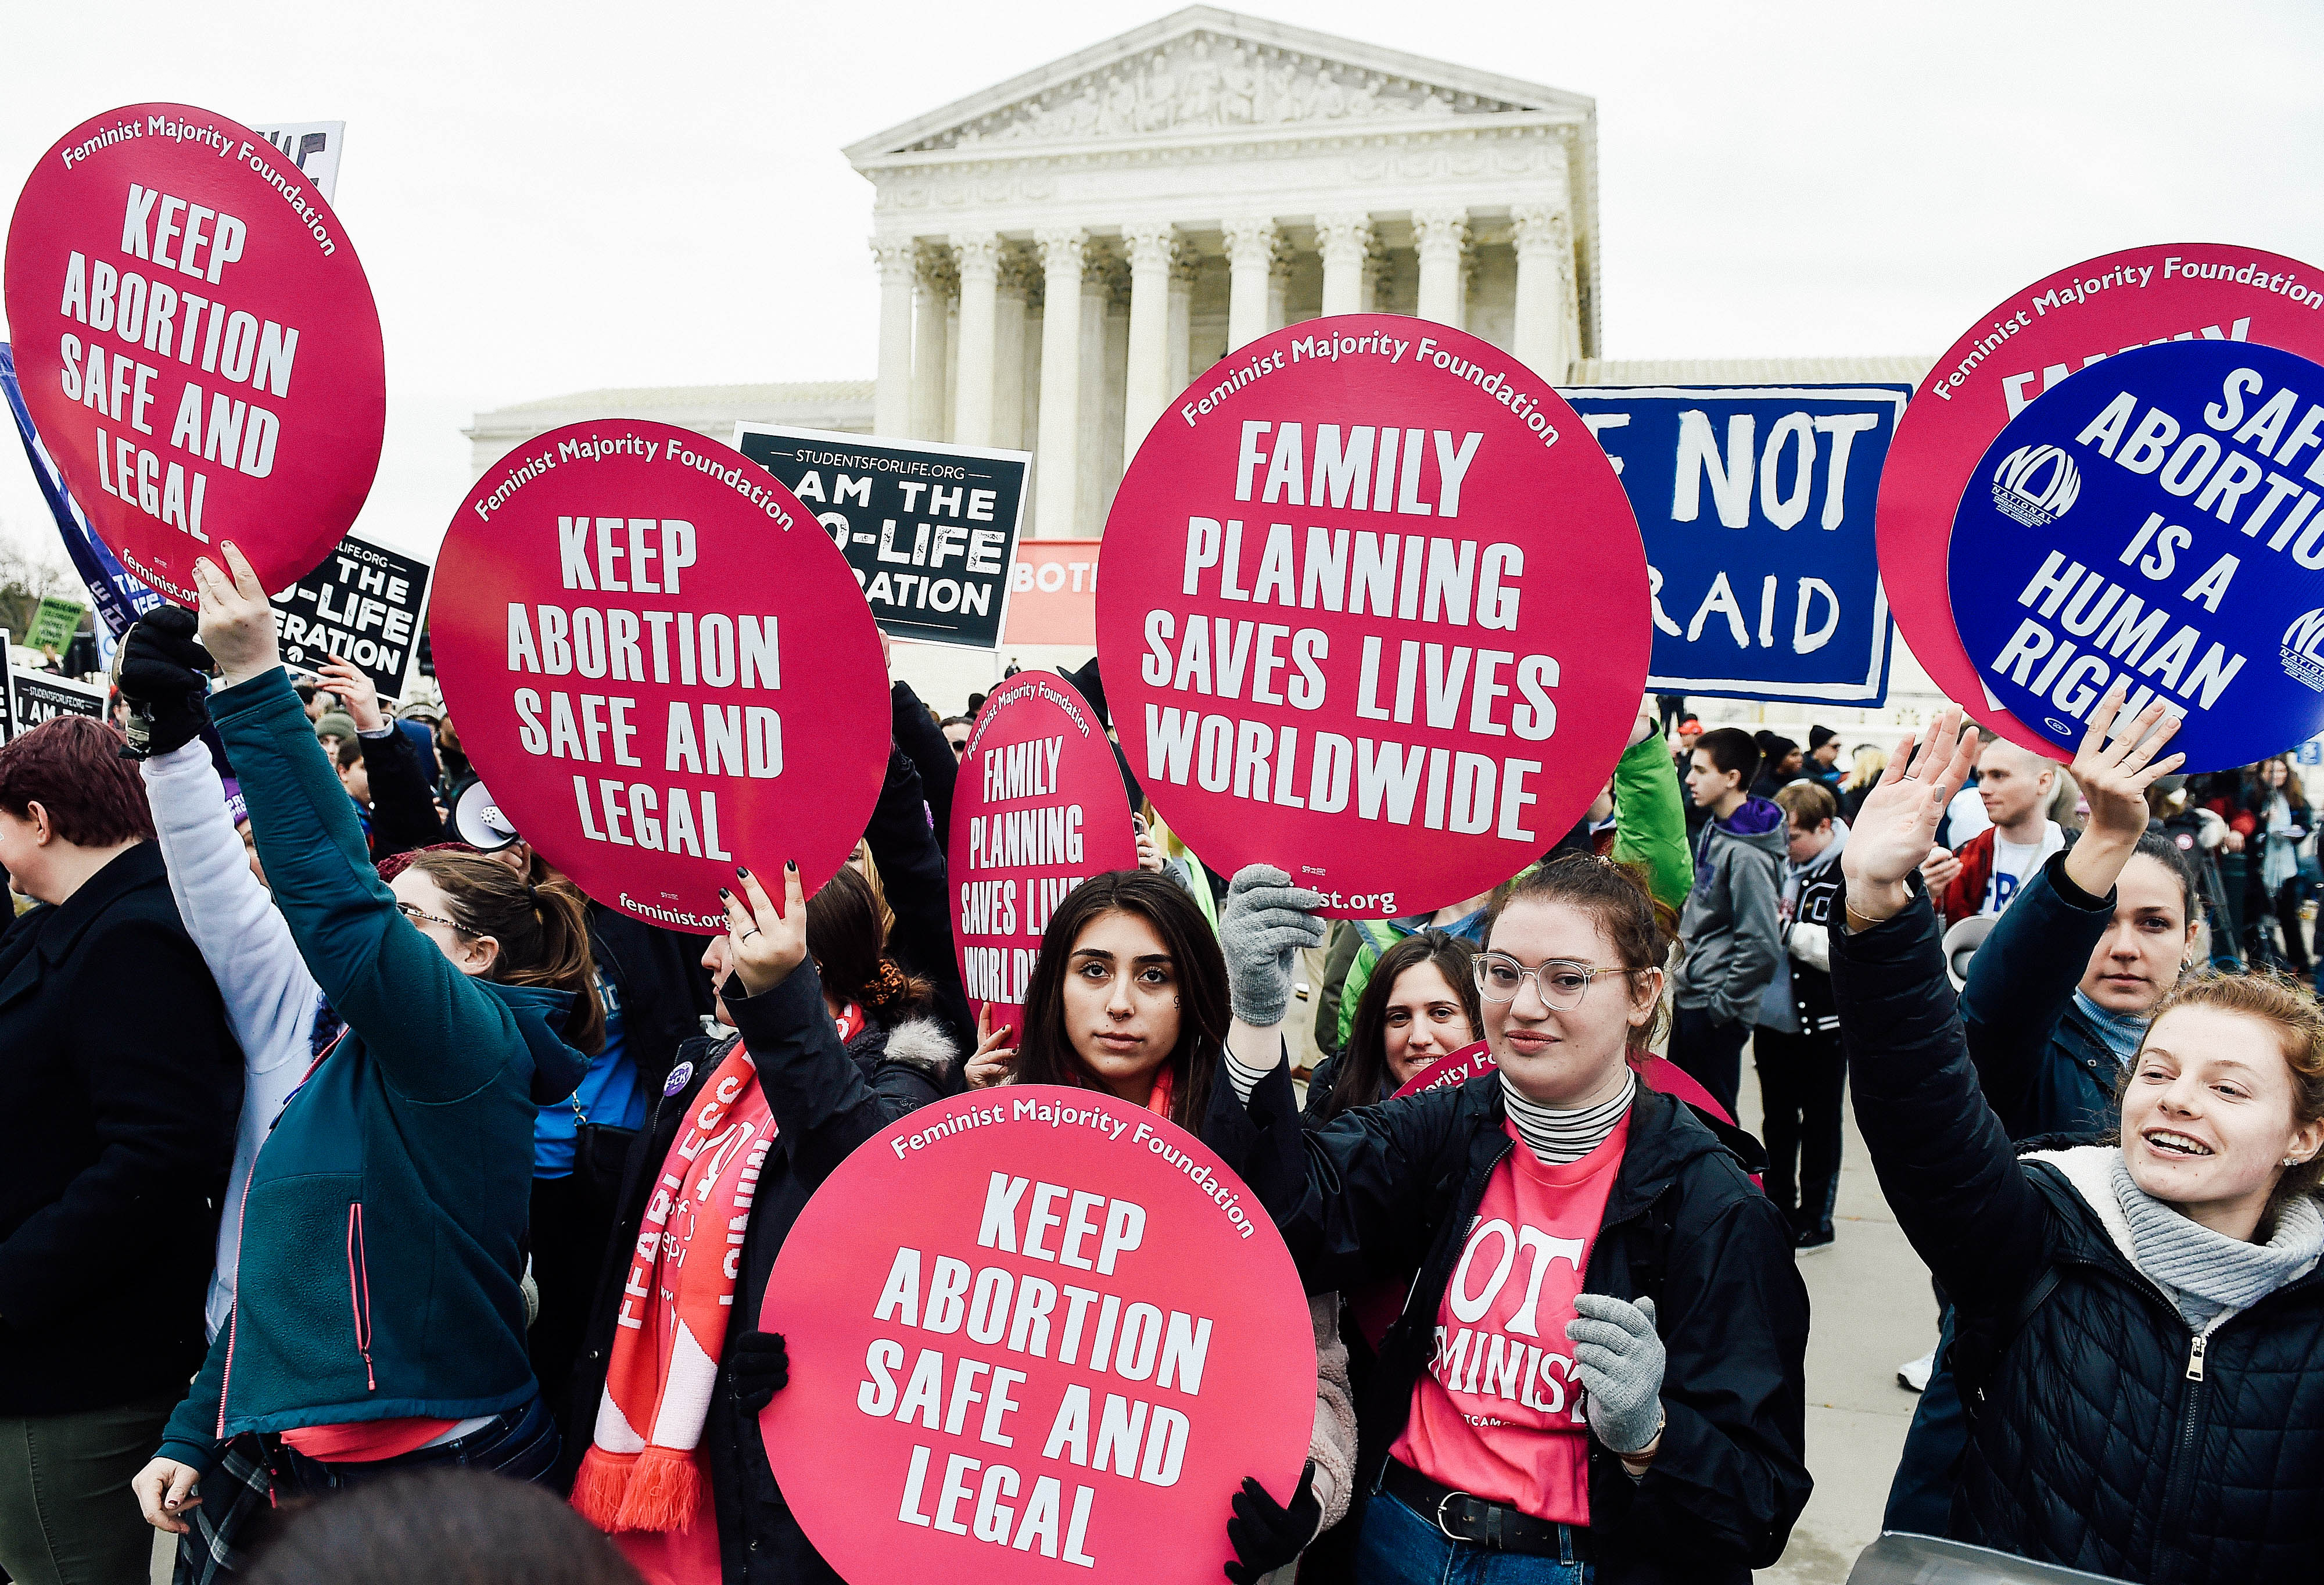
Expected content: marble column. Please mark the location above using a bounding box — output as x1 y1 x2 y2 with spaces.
949 232 1001 447
1034 228 1085 537
1121 221 1178 462
1360 234 1390 314
994 249 1031 450
1267 236 1293 334
909 246 950 442
1222 217 1276 352
1511 203 1573 380
1414 206 1469 328
872 238 914 438
1069 250 1116 535
1316 212 1371 317
1167 250 1198 398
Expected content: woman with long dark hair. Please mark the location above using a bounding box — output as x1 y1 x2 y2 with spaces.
1308 932 1483 1123
995 867 1226 1127
2253 756 2313 974
974 866 1361 1580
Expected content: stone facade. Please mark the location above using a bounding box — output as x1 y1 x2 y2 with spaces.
852 6 1598 536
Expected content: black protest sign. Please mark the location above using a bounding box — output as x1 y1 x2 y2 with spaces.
270 533 432 699
10 669 103 736
732 424 1026 650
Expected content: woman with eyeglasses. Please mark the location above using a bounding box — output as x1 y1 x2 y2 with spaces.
121 548 604 1551
1207 854 1810 1585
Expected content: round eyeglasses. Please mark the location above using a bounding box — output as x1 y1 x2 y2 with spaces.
1472 952 1638 1009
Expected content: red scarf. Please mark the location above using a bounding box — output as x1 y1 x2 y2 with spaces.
573 1042 776 1534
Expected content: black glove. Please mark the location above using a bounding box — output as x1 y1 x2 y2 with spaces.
113 606 214 759
1223 1460 1319 1585
726 1329 790 1411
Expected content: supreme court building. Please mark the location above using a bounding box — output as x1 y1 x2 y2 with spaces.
469 7 1934 714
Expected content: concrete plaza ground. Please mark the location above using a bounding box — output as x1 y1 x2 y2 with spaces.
1734 1060 1935 1585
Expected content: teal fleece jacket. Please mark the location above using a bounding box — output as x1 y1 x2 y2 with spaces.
156 668 587 1475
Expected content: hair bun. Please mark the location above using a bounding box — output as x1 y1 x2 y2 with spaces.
865 959 908 1009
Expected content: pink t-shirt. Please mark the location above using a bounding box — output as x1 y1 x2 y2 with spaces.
1389 1112 1631 1525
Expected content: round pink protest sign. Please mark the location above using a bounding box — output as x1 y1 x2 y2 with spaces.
761 1085 1314 1584
430 419 888 931
949 672 1140 1035
3 104 385 603
1391 1038 1497 1100
1098 315 1648 919
1877 243 2324 757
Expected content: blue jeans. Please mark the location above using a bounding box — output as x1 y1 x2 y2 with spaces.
1356 1489 1594 1585
274 1394 560 1496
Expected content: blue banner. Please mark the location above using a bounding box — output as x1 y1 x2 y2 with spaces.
1948 339 2324 772
1559 385 1906 705
0 341 166 639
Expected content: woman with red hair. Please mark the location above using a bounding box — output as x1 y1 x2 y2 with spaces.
0 716 240 1585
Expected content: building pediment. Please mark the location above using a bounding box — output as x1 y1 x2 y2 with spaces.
845 6 1590 160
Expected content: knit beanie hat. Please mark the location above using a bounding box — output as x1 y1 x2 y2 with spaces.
315 711 359 743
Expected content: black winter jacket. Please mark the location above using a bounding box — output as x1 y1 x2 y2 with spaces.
1205 1063 1809 1584
1962 852 2123 1139
1835 892 2324 1583
890 679 956 856
864 733 974 1064
356 722 446 860
0 842 243 1415
560 965 950 1584
586 903 716 1096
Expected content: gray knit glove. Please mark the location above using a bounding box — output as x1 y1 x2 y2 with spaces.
1566 1294 1665 1455
1218 863 1326 1027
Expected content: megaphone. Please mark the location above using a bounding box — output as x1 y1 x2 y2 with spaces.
1942 913 1996 993
453 781 520 852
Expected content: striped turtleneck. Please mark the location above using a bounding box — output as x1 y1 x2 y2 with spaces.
1501 1069 1636 1164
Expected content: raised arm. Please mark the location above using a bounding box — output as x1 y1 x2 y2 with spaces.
317 656 446 858
1963 690 2182 1134
141 740 321 1077
890 676 957 851
1834 705 2179 1311
196 546 514 1103
716 865 939 1185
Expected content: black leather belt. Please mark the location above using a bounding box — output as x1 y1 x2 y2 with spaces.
1382 1458 1591 1558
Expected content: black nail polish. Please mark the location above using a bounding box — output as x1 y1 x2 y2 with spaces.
786 859 799 873
736 866 751 879
718 887 733 902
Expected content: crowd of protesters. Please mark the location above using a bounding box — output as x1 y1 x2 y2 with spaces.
0 548 2319 1585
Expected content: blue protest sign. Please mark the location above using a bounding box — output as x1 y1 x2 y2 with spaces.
0 342 164 638
1948 339 2324 771
1561 385 1905 704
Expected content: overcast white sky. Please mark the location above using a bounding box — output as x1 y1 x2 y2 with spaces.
4 0 2321 572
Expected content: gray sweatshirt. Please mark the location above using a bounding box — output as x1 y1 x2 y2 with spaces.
1673 794 1787 1026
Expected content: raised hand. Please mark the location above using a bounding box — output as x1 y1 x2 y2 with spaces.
965 1003 1017 1089
1218 863 1326 1029
113 607 214 759
2064 683 2187 899
316 654 383 733
1839 708 1979 926
192 541 281 687
717 863 807 998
